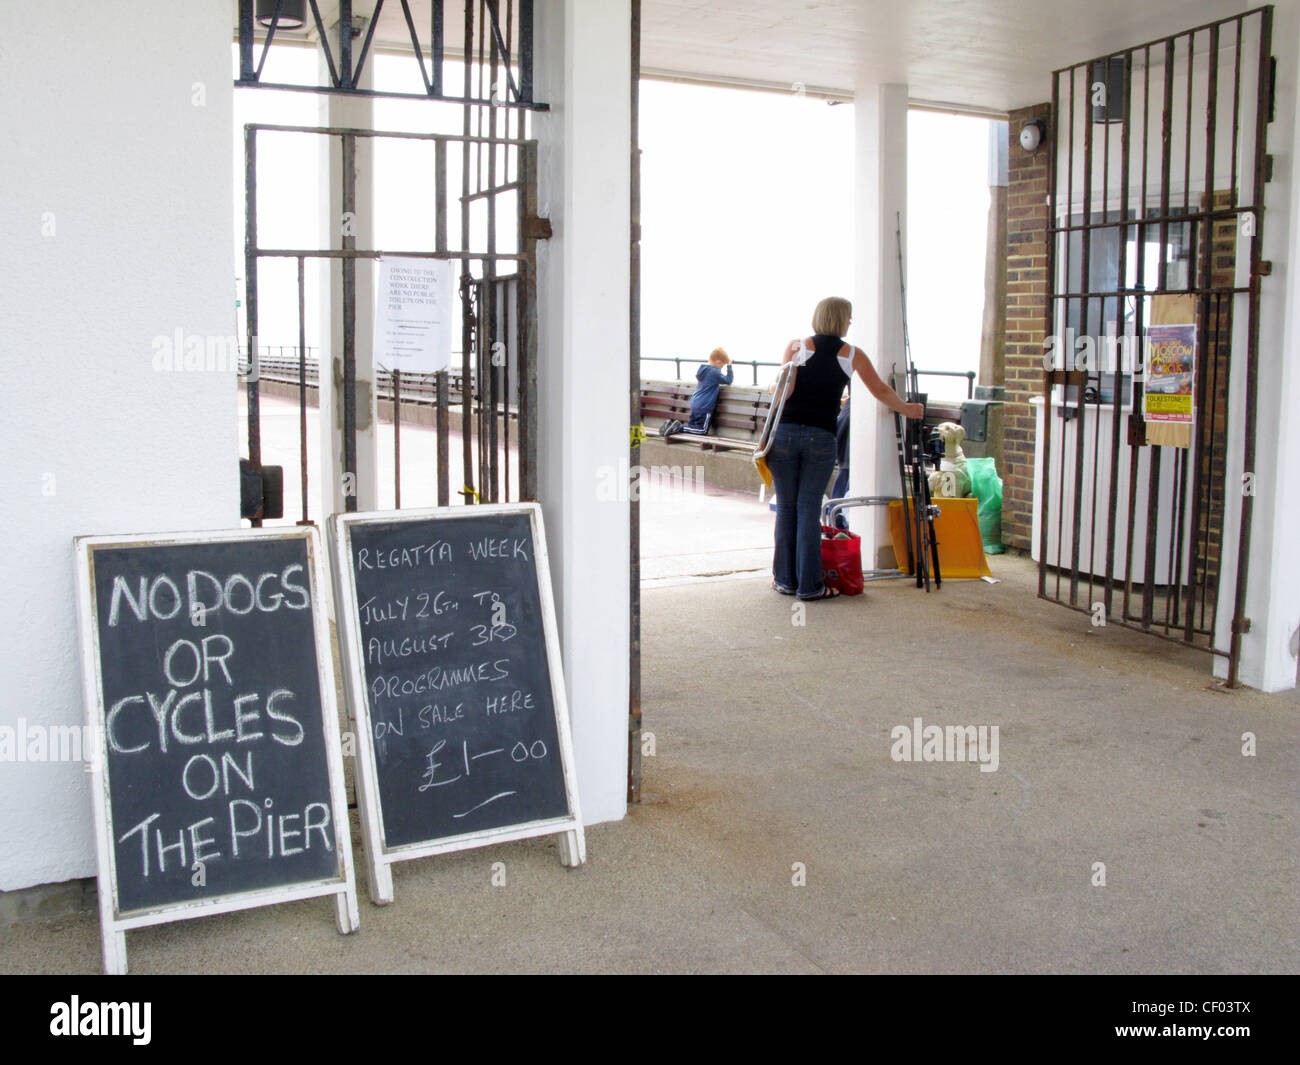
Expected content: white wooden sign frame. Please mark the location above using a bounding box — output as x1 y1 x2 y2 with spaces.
74 526 360 974
330 503 585 905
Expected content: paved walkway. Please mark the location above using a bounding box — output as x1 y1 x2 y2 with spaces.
3 398 1296 973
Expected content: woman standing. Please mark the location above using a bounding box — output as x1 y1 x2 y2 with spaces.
768 296 923 600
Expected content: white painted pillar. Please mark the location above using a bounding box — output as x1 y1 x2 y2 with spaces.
534 1 632 824
1218 1 1300 691
317 40 379 519
850 82 909 569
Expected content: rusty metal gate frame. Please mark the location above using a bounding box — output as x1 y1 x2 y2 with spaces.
243 124 540 518
239 0 546 520
1039 6 1274 686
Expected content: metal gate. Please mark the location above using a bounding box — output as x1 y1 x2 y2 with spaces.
237 0 545 520
1039 6 1274 685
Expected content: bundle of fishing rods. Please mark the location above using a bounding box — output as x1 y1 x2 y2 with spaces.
893 213 942 592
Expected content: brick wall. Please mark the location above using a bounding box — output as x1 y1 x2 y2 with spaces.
1000 102 1052 552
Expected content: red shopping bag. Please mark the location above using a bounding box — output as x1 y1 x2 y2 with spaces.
820 525 863 596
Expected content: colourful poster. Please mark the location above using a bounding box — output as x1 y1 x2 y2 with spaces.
1144 323 1196 424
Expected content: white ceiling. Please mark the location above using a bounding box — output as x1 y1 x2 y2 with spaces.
235 0 1268 113
639 0 1267 112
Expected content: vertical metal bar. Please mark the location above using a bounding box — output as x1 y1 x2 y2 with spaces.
1138 36 1177 626
1158 38 1175 291
629 0 643 804
435 135 450 506
436 365 450 505
435 140 448 252
519 0 534 105
1068 65 1094 607
393 368 402 509
338 0 354 89
1228 6 1272 685
297 256 309 524
1183 32 1195 220
1102 51 1133 615
518 140 540 500
342 131 358 512
244 126 263 532
1230 17 1243 201
1123 45 1153 625
1203 289 1226 633
432 0 444 97
1086 55 1117 615
1184 23 1220 641
239 0 256 83
486 8 501 501
1038 71 1059 601
461 0 476 503
502 279 513 500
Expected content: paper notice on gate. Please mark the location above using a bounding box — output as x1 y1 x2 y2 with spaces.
374 256 453 374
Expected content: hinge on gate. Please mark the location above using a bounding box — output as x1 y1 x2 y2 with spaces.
1264 154 1274 182
1257 260 1273 277
1231 617 1252 635
523 215 553 240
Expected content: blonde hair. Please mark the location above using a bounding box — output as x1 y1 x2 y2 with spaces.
812 297 852 337
708 347 730 365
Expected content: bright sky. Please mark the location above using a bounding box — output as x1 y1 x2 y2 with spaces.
235 47 993 403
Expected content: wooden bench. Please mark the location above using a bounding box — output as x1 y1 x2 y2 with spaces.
640 378 768 453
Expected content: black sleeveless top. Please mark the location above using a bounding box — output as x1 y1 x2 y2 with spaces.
780 334 850 435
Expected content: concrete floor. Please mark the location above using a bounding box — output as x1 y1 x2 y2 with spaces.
3 401 1296 973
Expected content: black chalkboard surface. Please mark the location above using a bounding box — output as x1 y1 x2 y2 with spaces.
332 505 584 902
76 528 358 973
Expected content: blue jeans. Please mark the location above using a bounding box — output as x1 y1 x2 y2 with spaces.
768 423 836 598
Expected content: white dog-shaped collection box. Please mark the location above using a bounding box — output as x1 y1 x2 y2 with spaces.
928 421 971 498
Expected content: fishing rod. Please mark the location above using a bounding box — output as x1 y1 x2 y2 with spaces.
895 212 941 591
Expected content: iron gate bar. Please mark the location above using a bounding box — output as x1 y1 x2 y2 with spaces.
342 130 358 512
1070 61 1095 608
298 256 309 524
1102 50 1135 615
393 368 402 509
432 0 445 97
1039 6 1273 682
629 0 642 804
1039 60 1058 602
243 125 262 522
1183 23 1221 638
519 142 540 500
1229 4 1274 686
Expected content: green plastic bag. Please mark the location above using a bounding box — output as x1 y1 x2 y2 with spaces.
966 457 1005 555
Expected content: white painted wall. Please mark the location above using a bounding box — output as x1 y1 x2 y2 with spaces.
1218 0 1300 691
0 3 236 890
534 2 632 825
850 82 909 568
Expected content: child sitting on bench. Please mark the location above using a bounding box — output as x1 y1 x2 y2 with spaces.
660 348 733 437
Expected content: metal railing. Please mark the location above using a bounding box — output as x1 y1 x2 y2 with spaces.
643 355 977 397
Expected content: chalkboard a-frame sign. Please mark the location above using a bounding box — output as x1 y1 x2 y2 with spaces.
331 504 585 903
74 527 359 974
